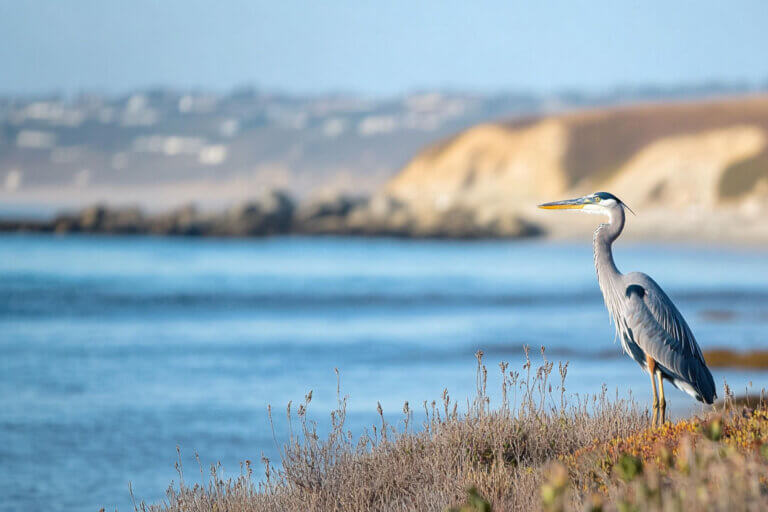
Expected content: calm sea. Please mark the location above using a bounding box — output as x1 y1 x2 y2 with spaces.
2 234 768 511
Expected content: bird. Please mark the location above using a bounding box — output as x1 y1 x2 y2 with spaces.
538 191 716 426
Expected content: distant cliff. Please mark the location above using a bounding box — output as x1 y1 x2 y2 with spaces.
5 95 768 241
386 95 768 241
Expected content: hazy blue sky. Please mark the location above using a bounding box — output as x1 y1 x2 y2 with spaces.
1 1 767 96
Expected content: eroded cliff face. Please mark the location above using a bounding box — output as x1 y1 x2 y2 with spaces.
604 126 766 211
387 119 570 212
384 95 768 241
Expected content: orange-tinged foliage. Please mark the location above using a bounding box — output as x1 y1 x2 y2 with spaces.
564 417 700 469
559 405 768 504
721 408 768 451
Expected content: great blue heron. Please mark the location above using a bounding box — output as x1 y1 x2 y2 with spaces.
539 191 716 426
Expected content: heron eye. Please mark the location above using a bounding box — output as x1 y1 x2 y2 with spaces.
594 196 601 202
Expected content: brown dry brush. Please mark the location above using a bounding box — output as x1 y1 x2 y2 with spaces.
539 390 768 512
141 348 648 512
603 441 768 512
542 428 768 512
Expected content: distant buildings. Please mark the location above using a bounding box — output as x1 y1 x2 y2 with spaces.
1 83 755 201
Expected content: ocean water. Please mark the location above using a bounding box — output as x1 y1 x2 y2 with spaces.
2 234 768 511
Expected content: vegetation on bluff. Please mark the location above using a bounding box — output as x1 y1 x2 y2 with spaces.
142 350 768 512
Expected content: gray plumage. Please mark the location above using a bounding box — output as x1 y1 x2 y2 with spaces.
541 191 717 406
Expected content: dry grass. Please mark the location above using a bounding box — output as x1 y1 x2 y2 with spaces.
139 349 768 512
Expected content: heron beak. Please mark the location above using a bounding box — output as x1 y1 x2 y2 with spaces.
538 197 590 210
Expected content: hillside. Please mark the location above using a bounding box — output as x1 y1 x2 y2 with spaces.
5 92 768 240
386 95 768 241
1 86 761 217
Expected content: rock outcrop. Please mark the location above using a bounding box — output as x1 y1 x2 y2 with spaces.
384 94 768 241
294 195 367 234
220 191 295 236
3 190 539 239
52 204 146 234
51 191 298 237
603 126 766 210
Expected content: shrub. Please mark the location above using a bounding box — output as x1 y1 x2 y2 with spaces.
139 348 768 511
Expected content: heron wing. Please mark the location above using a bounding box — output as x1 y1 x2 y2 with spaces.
622 273 716 403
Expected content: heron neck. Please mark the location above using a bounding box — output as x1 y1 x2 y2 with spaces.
593 207 625 283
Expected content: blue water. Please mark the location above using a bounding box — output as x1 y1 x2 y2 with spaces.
2 235 768 511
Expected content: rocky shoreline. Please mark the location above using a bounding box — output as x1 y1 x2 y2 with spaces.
0 190 543 239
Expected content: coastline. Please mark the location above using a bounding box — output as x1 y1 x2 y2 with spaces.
0 191 543 240
3 197 768 245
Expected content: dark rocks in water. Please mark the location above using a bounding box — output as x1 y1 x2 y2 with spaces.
224 190 295 236
344 194 414 236
346 196 542 239
146 191 295 236
0 190 544 239
294 194 367 234
0 218 51 233
299 195 364 220
410 207 542 239
150 204 210 236
52 204 146 234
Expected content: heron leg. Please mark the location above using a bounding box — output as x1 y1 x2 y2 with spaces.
646 356 659 427
656 370 667 425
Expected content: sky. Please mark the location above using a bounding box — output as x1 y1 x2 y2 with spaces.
1 0 767 97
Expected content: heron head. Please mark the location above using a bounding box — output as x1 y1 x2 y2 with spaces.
538 191 634 216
